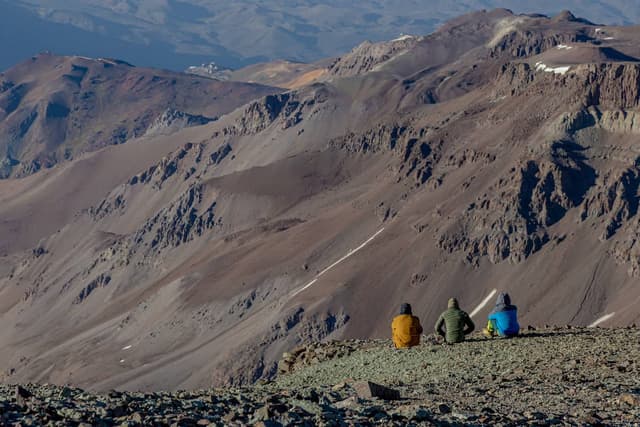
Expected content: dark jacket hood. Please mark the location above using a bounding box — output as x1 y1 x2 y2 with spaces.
490 292 516 314
400 303 412 315
497 293 510 306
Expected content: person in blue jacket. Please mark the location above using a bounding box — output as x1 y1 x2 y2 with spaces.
483 292 520 337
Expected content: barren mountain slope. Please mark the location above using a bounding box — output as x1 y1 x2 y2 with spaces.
0 53 280 178
228 60 331 90
2 9 640 392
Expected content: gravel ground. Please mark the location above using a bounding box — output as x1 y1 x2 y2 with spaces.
1 327 639 426
275 327 640 425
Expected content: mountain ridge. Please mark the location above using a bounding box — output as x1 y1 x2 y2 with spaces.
2 9 640 392
3 1 640 72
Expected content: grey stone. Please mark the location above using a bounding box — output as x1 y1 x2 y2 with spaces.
438 403 451 414
353 381 400 400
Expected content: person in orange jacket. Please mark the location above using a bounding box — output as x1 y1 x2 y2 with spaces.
391 303 423 348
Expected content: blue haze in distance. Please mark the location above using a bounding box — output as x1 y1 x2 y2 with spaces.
1 0 639 72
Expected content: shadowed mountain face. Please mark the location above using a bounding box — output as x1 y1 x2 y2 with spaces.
2 1 640 72
2 9 640 392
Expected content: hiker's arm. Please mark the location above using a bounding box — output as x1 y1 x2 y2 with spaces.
435 315 445 337
463 313 475 335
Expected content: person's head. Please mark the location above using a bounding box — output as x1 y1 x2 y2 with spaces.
447 297 459 309
496 292 511 306
400 303 412 315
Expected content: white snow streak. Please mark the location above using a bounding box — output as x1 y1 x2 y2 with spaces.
392 34 414 42
122 345 132 351
556 44 572 50
470 289 498 318
535 62 570 75
588 312 615 327
603 37 615 40
290 228 385 297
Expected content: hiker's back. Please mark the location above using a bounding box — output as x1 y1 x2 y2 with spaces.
392 314 422 348
391 303 423 348
442 308 467 343
435 297 475 344
485 292 520 337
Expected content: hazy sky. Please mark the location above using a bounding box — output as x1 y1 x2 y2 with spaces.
2 0 639 71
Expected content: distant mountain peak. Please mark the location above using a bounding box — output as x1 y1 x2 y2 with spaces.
552 9 595 25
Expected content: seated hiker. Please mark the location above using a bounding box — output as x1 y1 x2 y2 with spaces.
483 292 520 338
435 298 475 344
391 303 423 348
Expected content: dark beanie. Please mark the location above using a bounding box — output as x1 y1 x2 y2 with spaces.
400 303 412 315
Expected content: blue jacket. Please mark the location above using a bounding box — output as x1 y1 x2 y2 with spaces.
488 293 520 336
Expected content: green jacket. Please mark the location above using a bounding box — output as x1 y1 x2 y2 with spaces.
435 308 475 343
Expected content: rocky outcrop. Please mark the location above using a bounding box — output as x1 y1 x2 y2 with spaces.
580 159 640 240
278 340 372 376
496 62 640 111
90 142 206 220
0 155 20 179
612 230 640 277
328 36 421 77
596 110 640 134
0 79 14 94
144 108 216 136
0 83 28 116
208 143 232 166
328 124 410 154
73 273 112 304
439 142 595 265
488 11 597 60
328 123 442 186
132 184 218 251
237 93 293 134
582 64 640 109
236 86 329 134
490 29 587 59
591 161 640 276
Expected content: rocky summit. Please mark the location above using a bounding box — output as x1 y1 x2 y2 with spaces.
2 327 640 426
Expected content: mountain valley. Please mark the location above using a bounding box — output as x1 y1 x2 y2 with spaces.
1 9 640 394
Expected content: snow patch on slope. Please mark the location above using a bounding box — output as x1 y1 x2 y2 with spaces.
290 228 385 298
535 62 570 75
392 34 414 42
470 289 498 318
589 312 615 327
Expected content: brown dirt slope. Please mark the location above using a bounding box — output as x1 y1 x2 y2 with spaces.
2 9 640 392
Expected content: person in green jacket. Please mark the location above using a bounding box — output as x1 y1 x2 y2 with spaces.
435 297 475 343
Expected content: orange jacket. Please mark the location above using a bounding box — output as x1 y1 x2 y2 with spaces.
391 314 423 348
